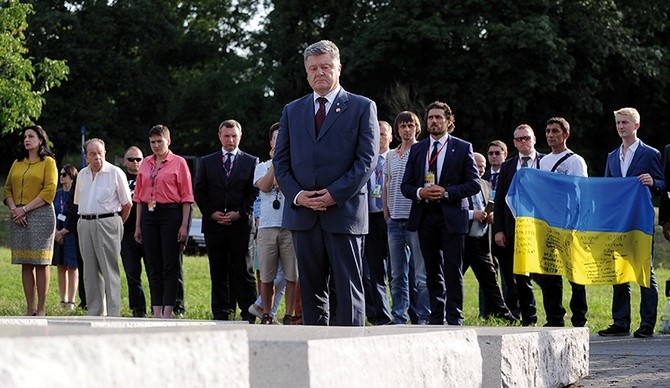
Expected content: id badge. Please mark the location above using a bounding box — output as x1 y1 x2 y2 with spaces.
57 214 67 222
148 200 156 212
424 172 435 187
371 184 382 198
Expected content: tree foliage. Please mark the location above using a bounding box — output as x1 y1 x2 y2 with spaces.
3 0 668 178
0 0 68 136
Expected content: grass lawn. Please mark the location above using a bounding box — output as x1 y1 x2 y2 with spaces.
1 201 669 332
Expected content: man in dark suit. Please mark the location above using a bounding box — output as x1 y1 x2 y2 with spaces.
400 100 480 325
599 107 665 338
274 40 379 326
195 119 259 322
492 124 542 326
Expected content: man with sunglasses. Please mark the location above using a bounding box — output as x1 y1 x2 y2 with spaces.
493 124 543 326
120 147 149 317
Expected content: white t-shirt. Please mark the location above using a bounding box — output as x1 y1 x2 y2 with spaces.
539 149 588 177
254 159 284 228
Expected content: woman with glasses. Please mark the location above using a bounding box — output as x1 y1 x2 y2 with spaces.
52 164 79 311
3 125 58 316
134 125 193 318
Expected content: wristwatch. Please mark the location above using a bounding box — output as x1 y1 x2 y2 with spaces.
443 191 449 200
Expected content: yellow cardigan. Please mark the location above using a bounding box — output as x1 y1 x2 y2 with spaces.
3 157 58 205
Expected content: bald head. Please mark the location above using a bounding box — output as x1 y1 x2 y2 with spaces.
473 152 486 178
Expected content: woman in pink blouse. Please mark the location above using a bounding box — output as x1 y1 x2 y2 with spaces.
134 125 194 318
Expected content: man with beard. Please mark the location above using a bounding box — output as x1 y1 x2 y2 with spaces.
401 101 479 325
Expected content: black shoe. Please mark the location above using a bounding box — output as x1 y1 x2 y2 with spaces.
544 321 565 327
521 317 537 327
633 325 654 338
598 324 630 336
261 313 274 325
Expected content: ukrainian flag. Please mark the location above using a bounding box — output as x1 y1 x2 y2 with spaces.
507 168 653 287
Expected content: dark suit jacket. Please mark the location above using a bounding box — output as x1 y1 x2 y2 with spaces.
605 140 665 193
659 144 670 224
492 154 544 240
273 88 379 235
194 149 259 234
400 135 480 233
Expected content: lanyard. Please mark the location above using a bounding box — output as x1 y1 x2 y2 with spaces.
426 139 448 169
149 157 166 201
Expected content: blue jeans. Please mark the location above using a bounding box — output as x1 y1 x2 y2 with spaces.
387 218 430 323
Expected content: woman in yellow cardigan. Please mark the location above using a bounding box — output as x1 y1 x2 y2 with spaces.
3 125 58 316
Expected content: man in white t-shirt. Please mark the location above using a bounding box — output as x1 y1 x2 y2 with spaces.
537 117 588 327
255 123 298 325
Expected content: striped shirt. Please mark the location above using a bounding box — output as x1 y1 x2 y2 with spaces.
384 147 413 219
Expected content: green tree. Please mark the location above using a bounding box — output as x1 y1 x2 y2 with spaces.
0 1 68 135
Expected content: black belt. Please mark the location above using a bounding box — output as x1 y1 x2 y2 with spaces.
80 212 119 220
145 203 181 209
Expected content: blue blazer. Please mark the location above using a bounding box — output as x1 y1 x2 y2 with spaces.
400 135 480 233
604 140 665 196
273 88 379 234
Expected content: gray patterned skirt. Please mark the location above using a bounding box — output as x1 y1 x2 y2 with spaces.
10 204 56 265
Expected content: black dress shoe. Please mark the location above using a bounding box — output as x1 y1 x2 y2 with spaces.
633 325 654 338
598 324 630 336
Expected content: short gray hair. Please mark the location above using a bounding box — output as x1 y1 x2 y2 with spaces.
84 138 105 153
304 40 340 62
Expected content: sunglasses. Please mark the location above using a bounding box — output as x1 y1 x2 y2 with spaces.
126 157 142 162
487 151 502 156
60 172 68 177
514 136 532 142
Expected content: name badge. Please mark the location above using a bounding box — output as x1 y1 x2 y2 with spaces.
424 172 435 187
371 184 382 198
57 214 67 222
148 200 156 212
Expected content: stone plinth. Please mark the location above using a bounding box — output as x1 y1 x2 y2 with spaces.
0 321 249 388
245 326 482 388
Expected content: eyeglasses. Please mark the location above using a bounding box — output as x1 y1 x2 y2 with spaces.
126 157 142 162
60 172 68 177
514 136 531 142
487 151 502 156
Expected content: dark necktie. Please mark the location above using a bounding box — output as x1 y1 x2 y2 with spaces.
315 97 327 135
490 172 499 190
521 156 531 168
224 152 233 176
428 141 439 175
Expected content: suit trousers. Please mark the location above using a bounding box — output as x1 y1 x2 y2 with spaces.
363 212 392 325
463 235 510 318
78 216 123 316
418 207 465 325
535 274 587 326
141 206 182 308
498 243 537 325
204 231 256 321
293 218 365 326
120 230 148 316
612 268 658 329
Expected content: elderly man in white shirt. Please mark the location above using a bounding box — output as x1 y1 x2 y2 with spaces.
74 138 132 316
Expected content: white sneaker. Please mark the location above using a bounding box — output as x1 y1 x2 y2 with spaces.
248 304 263 319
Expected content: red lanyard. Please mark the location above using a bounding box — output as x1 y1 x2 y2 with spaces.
426 139 448 167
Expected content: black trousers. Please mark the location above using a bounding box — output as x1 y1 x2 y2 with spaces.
141 206 182 307
463 235 511 317
535 274 587 326
498 242 537 325
204 231 256 322
418 209 464 325
363 212 392 325
120 229 149 316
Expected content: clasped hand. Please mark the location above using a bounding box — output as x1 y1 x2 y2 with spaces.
11 207 27 227
420 185 446 201
298 189 335 211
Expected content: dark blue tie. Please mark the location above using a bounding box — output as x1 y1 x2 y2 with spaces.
224 152 233 176
429 141 439 175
